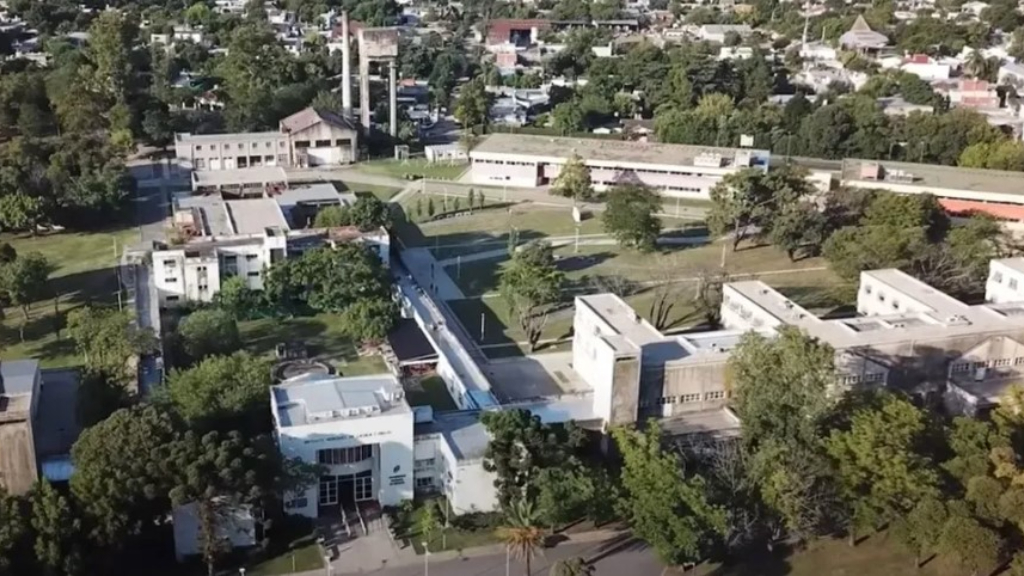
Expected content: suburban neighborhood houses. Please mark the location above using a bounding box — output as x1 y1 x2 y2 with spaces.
6 0 1024 575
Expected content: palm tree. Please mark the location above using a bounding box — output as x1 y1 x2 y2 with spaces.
498 499 546 576
549 557 594 576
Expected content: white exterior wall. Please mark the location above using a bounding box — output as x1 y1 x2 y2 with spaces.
720 285 787 331
857 272 937 316
986 260 1024 304
275 410 416 517
842 179 1019 205
572 303 619 423
435 437 498 515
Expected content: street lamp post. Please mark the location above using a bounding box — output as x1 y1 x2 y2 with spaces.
423 542 430 576
324 555 332 576
505 545 510 576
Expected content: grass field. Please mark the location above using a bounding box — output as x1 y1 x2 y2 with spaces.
358 158 469 181
695 531 975 576
239 314 388 376
0 228 141 368
396 497 503 555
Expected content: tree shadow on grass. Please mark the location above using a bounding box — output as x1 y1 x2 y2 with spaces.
48 267 121 307
700 544 794 576
556 251 615 273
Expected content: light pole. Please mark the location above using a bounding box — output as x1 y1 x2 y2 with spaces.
423 542 430 576
239 568 246 576
505 545 510 576
324 555 332 576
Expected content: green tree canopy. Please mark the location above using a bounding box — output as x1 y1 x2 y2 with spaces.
550 154 593 202
162 352 273 435
602 184 663 252
498 241 565 351
66 307 158 381
178 308 242 362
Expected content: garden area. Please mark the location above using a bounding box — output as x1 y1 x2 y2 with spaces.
239 314 389 377
0 227 140 368
357 158 469 181
387 498 503 555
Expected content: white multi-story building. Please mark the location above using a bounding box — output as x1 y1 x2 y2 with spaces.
468 133 770 199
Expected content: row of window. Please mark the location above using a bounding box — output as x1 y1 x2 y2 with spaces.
639 390 728 408
838 372 886 386
950 358 1024 373
317 445 373 465
195 141 285 152
415 457 436 469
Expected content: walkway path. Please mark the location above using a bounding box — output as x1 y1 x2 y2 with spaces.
434 232 711 267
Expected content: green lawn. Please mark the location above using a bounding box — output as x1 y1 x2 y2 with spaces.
404 374 458 411
396 497 503 555
358 158 469 181
239 314 389 376
247 516 324 576
695 531 972 576
0 228 141 368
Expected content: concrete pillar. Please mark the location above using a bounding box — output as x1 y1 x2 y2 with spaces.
389 61 398 138
359 53 371 131
341 11 352 117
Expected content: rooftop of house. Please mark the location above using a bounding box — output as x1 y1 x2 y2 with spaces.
841 158 1024 196
191 166 289 189
272 373 409 427
470 133 769 169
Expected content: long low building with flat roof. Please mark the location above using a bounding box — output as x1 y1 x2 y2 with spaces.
840 159 1024 220
468 133 770 199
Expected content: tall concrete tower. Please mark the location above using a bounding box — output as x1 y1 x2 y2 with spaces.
341 11 353 117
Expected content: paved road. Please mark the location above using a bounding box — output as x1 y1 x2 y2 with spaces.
303 536 665 576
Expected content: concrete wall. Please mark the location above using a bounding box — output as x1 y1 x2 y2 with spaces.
639 359 731 417
451 460 499 514
572 305 618 422
610 356 641 425
290 123 358 165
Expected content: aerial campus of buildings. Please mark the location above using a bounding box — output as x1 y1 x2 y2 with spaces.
7 0 1024 573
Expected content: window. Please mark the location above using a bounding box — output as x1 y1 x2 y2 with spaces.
878 293 886 302
166 295 180 302
1011 279 1019 290
1015 357 1024 366
864 372 885 383
317 445 373 465
195 145 202 151
284 497 308 509
195 159 206 169
993 272 1004 283
266 141 273 148
657 396 676 405
355 474 373 500
704 390 726 401
995 358 1011 368
315 139 331 147
415 458 436 469
246 254 258 261
951 362 970 374
680 393 701 403
247 271 260 278
163 259 177 268
864 285 872 294
415 477 435 488
165 277 178 283
892 300 900 310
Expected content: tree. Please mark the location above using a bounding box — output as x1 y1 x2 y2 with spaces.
313 205 350 228
550 557 594 576
535 464 595 530
467 189 476 210
419 501 441 547
339 297 400 343
768 201 826 261
730 327 835 450
347 196 392 231
0 192 45 232
602 184 662 252
938 515 1003 576
498 241 564 352
497 499 546 576
480 409 585 507
66 307 158 380
693 268 732 329
75 369 132 429
552 100 585 134
162 352 273 435
29 480 83 576
70 405 180 550
1 252 51 341
613 424 726 566
85 11 138 105
960 140 1024 171
217 25 294 130
213 276 263 321
825 392 941 542
142 107 173 149
893 497 948 568
453 76 489 133
549 154 593 203
0 488 27 574
707 169 774 250
178 309 241 362
167 430 310 576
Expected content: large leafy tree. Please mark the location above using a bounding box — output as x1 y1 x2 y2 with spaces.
178 308 242 362
480 409 584 508
0 252 51 341
893 498 948 568
29 480 84 576
162 352 273 435
0 488 27 573
217 24 295 130
66 307 158 381
453 76 490 133
602 184 662 252
70 405 180 550
498 241 564 351
612 424 726 566
938 515 1003 576
549 154 593 203
825 392 941 542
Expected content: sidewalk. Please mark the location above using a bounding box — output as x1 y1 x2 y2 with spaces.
295 528 628 576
